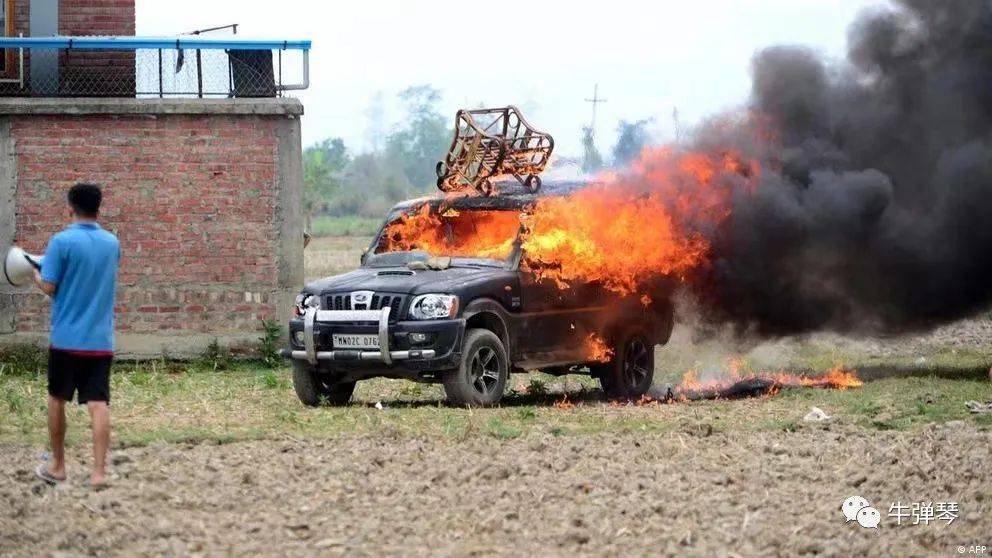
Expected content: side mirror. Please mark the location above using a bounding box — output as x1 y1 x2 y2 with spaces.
360 248 368 266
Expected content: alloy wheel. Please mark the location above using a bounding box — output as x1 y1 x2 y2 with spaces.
471 346 501 396
622 337 650 389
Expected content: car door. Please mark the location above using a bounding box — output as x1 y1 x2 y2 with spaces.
516 267 611 362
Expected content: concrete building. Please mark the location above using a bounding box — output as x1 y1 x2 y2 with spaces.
0 1 307 357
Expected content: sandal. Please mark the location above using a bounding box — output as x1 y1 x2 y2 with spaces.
35 464 66 485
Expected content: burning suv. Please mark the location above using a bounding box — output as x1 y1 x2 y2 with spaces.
283 181 675 407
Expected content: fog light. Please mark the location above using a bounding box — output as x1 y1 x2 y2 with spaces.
293 331 306 346
409 332 430 344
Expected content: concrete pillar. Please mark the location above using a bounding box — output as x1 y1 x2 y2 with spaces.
0 118 17 332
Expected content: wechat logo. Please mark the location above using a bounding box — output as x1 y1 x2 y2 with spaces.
842 496 881 529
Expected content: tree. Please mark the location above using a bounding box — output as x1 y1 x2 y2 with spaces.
612 118 653 166
581 126 603 173
334 153 412 218
303 138 349 217
385 85 450 190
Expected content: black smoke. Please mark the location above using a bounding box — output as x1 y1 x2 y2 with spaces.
691 0 992 336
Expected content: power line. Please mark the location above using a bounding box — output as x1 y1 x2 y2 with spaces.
584 83 607 137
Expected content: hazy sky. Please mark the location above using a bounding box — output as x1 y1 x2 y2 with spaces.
137 0 885 156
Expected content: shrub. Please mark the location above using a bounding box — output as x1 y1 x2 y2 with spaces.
258 319 283 369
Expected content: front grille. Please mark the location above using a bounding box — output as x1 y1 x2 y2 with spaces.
328 294 352 310
324 292 405 321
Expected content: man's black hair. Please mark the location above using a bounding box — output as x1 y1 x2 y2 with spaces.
68 183 102 218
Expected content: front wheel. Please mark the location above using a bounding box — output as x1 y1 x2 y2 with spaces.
292 361 356 406
591 330 654 399
443 328 509 407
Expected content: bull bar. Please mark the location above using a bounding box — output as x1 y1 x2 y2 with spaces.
283 307 437 365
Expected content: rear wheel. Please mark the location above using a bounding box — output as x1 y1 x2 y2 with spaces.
292 361 356 406
443 328 509 407
591 330 654 399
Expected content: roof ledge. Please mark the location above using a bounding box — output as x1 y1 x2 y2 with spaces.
0 97 304 116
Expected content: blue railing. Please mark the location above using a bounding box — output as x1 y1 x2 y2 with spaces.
0 35 311 98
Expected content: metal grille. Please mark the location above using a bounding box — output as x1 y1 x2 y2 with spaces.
0 37 309 98
325 293 405 321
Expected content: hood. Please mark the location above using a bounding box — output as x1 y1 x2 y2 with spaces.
304 265 508 295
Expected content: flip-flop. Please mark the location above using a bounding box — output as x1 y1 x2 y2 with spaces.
35 464 65 485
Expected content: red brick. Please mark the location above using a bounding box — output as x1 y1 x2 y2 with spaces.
12 113 282 335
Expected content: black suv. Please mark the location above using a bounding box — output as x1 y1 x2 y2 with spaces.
283 182 675 406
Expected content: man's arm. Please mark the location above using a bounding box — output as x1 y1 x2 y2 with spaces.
38 235 64 297
33 270 56 296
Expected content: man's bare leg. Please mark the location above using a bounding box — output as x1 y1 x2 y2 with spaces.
87 401 110 485
45 396 68 480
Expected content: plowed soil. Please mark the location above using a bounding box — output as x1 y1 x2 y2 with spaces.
2 422 989 557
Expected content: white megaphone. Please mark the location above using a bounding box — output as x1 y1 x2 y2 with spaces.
3 246 44 287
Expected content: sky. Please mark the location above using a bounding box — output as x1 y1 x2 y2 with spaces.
137 0 886 157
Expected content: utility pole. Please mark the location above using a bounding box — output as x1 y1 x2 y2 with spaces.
585 83 607 137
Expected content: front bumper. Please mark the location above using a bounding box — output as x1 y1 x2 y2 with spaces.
282 307 462 372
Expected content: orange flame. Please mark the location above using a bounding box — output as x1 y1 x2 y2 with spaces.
378 205 520 261
675 362 862 397
375 147 758 295
582 332 614 363
553 394 575 409
520 148 756 294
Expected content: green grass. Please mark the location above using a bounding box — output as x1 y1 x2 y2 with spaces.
0 355 989 448
310 215 382 237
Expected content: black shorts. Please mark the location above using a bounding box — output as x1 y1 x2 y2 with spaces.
47 348 113 404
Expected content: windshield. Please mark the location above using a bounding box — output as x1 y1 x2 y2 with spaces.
369 204 523 267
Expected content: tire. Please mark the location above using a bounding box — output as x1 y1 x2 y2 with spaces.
443 328 509 407
591 330 654 399
292 361 356 407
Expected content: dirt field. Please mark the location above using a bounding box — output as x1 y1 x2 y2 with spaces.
2 422 990 556
2 236 991 556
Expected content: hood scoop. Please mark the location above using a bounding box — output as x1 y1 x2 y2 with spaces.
377 270 415 276
407 256 452 271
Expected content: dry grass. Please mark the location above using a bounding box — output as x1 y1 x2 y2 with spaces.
304 236 373 283
1 357 989 448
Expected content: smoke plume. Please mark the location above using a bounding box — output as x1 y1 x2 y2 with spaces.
689 0 992 336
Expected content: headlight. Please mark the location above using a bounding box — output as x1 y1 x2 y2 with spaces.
408 294 459 320
294 293 320 316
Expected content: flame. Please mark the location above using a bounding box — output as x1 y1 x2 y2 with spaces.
553 394 575 409
520 148 754 295
375 147 758 295
378 205 520 261
674 362 862 399
582 332 614 363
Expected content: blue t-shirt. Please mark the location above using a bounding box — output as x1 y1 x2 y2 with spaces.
40 223 120 352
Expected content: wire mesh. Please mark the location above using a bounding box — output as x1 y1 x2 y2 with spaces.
0 46 306 97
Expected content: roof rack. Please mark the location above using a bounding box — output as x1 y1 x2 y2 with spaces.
435 106 554 197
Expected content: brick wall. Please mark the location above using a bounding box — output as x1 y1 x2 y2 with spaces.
7 0 135 35
59 0 135 35
2 0 136 95
59 0 137 95
1 99 305 356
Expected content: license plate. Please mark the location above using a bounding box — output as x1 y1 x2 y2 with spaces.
332 333 380 349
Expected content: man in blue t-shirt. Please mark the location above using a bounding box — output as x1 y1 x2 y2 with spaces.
33 183 120 488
